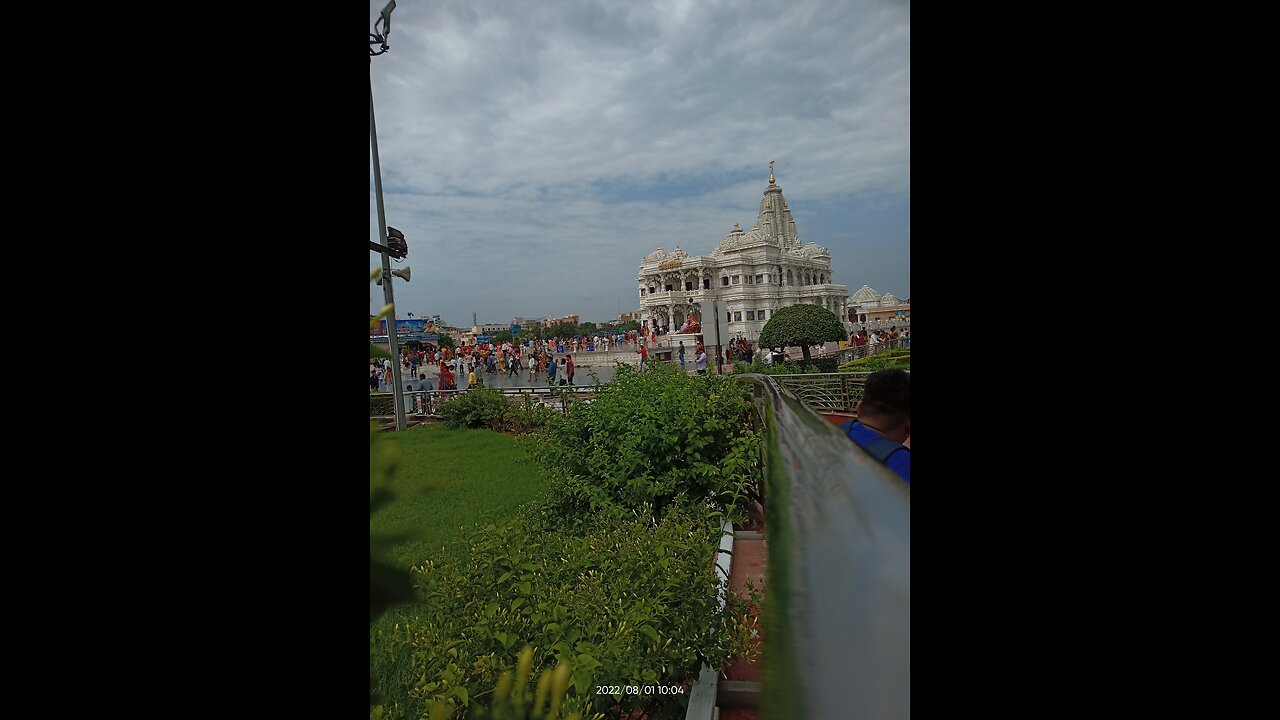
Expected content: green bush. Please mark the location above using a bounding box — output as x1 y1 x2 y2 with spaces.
731 358 839 375
525 362 761 524
465 647 585 720
372 365 764 719
370 505 756 720
757 304 847 362
440 387 511 430
435 389 559 434
504 394 557 435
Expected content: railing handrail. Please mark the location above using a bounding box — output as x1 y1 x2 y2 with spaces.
370 385 602 418
373 386 602 397
819 338 910 365
735 373 909 720
766 374 868 414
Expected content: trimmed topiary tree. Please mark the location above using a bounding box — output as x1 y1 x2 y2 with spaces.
757 303 847 363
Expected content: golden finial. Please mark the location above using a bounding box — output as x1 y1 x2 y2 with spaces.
769 161 775 184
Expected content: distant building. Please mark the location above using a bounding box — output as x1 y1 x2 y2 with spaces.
848 285 910 331
543 314 580 327
637 166 850 339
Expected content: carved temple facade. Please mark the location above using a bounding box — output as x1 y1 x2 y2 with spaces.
637 168 851 340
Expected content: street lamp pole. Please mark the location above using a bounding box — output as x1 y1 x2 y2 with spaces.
370 2 405 431
713 298 723 374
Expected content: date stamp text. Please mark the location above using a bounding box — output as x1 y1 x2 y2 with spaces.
595 684 686 696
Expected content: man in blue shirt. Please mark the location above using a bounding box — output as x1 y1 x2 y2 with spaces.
838 369 910 483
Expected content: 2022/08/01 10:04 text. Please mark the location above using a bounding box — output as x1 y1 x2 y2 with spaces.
595 684 686 696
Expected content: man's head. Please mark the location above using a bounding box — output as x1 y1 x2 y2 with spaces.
855 369 910 442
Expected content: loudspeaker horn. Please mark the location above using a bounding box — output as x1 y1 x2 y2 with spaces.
392 266 411 283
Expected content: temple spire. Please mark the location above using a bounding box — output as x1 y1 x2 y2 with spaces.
769 160 775 184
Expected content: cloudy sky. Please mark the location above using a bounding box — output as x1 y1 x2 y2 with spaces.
370 0 909 327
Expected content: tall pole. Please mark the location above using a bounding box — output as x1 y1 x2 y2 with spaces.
371 70 406 431
713 299 723 374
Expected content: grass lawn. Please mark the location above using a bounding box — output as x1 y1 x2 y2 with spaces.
371 423 549 568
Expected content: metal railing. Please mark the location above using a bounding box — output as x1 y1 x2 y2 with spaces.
768 373 870 413
826 337 910 364
370 386 602 418
735 374 909 720
685 521 735 719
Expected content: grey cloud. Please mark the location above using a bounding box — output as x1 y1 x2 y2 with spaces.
369 0 908 325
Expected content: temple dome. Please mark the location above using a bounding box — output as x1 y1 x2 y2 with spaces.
800 241 830 258
880 293 902 306
644 246 668 263
712 223 758 255
851 285 882 304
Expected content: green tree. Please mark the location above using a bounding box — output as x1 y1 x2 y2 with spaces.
547 322 578 339
757 303 846 363
603 319 639 333
437 332 456 349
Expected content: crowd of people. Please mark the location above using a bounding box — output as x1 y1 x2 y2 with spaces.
849 326 910 358
370 334 656 398
370 323 911 398
370 330 910 483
